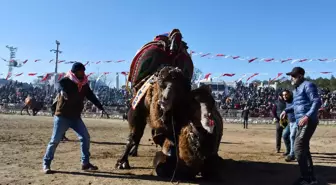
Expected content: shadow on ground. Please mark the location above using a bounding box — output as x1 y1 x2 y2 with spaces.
52 158 335 185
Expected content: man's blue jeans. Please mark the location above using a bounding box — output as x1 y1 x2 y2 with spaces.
43 116 91 166
282 122 297 156
289 121 298 156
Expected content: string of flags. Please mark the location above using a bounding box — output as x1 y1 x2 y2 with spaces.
0 71 129 81
0 58 127 66
190 51 336 64
1 70 334 83
201 71 334 83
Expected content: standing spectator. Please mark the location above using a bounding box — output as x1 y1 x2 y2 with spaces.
281 90 297 162
272 94 286 153
241 105 250 129
281 67 321 185
42 62 108 174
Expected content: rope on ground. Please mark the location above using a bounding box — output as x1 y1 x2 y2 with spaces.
170 114 180 185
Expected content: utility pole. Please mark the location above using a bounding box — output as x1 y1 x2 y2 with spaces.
50 40 62 92
116 72 119 89
6 45 18 79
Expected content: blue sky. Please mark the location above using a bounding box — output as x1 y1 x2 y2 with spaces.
1 0 336 86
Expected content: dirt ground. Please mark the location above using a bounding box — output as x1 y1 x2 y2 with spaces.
0 115 335 185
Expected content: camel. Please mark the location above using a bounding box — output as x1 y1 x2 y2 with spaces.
21 96 44 116
153 85 224 180
115 66 191 169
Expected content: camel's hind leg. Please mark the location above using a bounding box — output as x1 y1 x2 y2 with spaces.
21 105 30 116
115 104 147 169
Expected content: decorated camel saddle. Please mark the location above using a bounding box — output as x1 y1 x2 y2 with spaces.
24 95 34 107
128 29 194 90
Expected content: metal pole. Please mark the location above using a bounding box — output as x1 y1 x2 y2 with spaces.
5 45 18 80
55 42 59 82
50 40 62 92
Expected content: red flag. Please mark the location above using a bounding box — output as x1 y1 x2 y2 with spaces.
232 56 240 59
281 58 292 63
6 72 12 80
41 73 51 82
320 72 332 74
204 73 211 79
96 61 101 64
105 60 113 63
23 59 28 64
104 72 110 75
246 73 259 82
222 73 235 77
190 50 196 54
34 59 41 62
121 71 129 76
264 58 274 62
216 54 225 57
298 59 308 63
200 53 211 57
87 72 94 77
248 57 258 63
49 59 54 63
318 59 328 62
15 73 23 76
58 60 65 63
58 73 64 81
269 73 283 83
84 61 89 66
116 60 125 63
28 73 37 76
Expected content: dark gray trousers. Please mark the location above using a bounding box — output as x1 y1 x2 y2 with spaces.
294 121 317 179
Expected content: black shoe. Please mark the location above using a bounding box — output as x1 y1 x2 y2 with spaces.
292 177 318 185
285 155 296 162
82 163 98 171
42 164 51 174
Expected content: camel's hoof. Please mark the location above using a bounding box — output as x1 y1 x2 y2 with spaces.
115 160 131 169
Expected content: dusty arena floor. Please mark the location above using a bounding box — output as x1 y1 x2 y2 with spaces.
0 115 335 185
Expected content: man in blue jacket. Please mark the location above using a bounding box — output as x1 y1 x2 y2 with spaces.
281 90 297 162
281 67 321 185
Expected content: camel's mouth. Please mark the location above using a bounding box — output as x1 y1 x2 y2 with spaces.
200 103 215 134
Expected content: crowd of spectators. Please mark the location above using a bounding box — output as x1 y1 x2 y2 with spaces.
0 80 128 107
1 79 335 118
213 82 336 117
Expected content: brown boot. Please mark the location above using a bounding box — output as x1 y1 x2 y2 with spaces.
82 163 98 171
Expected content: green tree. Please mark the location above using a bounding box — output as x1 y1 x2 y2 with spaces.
330 75 336 90
192 67 203 84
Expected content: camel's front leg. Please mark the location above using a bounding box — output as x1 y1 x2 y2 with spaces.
115 104 147 169
21 105 29 115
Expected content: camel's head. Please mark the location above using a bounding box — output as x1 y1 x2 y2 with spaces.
156 66 186 112
189 85 216 134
